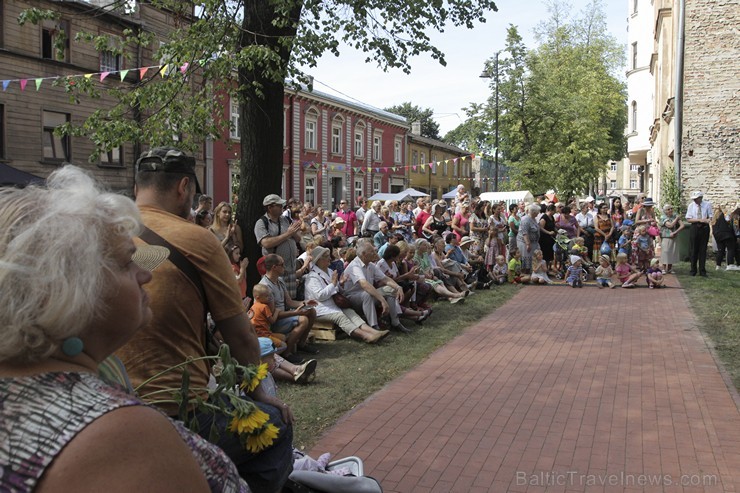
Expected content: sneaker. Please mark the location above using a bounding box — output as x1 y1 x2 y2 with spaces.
298 343 320 355
450 296 465 304
293 359 317 384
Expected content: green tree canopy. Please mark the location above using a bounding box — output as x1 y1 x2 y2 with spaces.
384 102 441 139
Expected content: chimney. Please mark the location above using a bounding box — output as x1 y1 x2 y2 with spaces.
411 121 421 136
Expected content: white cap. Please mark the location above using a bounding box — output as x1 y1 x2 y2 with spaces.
690 190 704 200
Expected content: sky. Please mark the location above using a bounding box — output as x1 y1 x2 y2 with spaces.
304 0 628 136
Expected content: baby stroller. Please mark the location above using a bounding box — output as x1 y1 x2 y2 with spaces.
553 230 572 280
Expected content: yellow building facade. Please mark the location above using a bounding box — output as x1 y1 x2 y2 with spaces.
406 133 472 200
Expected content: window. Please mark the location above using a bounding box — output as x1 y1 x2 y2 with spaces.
412 150 418 171
354 179 363 199
453 160 458 177
100 37 122 72
305 176 316 204
631 101 637 132
42 110 70 161
305 107 318 151
158 41 177 76
41 20 69 61
230 97 240 140
610 162 617 172
372 132 382 161
632 42 638 70
0 104 5 159
331 116 343 155
610 180 617 190
630 164 639 172
394 137 402 164
283 107 288 148
373 179 381 195
354 123 365 157
100 147 122 167
630 179 638 189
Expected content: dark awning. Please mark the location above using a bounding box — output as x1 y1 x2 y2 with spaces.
0 163 45 187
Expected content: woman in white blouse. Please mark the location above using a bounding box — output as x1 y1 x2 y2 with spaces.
303 246 389 343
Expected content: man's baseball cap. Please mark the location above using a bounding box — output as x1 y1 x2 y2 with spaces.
135 147 201 193
263 194 286 206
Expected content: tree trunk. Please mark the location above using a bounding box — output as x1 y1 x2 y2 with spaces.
236 0 302 291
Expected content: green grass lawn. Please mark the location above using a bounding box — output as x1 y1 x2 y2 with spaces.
674 261 740 390
279 286 520 450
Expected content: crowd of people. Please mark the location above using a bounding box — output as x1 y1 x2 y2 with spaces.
2 144 738 493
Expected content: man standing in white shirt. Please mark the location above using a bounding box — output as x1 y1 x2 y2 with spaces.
685 190 712 277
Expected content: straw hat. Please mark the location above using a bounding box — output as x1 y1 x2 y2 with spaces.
132 245 170 271
459 236 475 247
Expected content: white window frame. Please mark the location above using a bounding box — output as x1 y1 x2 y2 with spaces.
100 49 122 72
331 116 343 155
305 107 319 151
305 175 316 204
230 97 240 140
632 42 638 70
354 122 365 157
99 146 122 167
373 179 381 195
412 150 418 172
630 164 639 172
453 160 458 177
610 180 617 190
630 179 638 189
394 136 402 164
610 162 617 172
354 178 363 199
372 132 382 162
283 107 288 148
631 101 637 133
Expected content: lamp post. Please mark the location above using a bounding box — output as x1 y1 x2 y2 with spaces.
480 51 500 191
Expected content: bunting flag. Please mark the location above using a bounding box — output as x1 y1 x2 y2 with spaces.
100 72 110 82
35 78 43 91
159 64 169 77
180 62 189 74
119 69 129 81
2 80 9 91
20 79 28 91
139 67 149 79
84 74 93 79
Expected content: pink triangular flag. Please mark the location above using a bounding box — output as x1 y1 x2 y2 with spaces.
100 72 110 82
139 67 149 79
20 79 28 91
180 62 189 74
412 165 417 171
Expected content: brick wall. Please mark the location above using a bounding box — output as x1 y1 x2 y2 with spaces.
681 0 740 209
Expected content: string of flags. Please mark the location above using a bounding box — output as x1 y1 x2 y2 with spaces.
300 153 476 176
1 61 197 92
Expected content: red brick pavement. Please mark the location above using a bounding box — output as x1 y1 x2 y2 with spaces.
310 276 740 492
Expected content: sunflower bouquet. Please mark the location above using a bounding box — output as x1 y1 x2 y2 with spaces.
134 344 278 452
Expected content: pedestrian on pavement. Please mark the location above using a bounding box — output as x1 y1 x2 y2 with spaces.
685 190 712 277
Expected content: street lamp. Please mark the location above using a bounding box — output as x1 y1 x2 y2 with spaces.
480 51 500 191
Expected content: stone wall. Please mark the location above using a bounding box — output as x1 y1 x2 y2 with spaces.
681 0 740 210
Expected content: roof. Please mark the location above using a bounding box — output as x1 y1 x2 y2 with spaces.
286 83 408 127
408 134 469 155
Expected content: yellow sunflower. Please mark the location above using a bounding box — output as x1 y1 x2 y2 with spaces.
243 363 269 392
246 423 280 452
228 408 270 435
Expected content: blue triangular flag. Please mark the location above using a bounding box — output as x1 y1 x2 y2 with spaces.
2 80 10 91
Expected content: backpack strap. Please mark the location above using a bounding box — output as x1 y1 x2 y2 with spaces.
260 215 282 253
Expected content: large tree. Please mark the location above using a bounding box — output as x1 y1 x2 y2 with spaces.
447 0 626 197
384 102 441 139
22 0 497 287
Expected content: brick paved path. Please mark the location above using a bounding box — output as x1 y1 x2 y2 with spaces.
310 277 740 492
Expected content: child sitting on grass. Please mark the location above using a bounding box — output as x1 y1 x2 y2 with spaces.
491 254 508 285
594 254 616 288
615 252 642 288
530 249 553 284
566 255 584 288
645 258 664 289
258 337 316 385
508 249 530 284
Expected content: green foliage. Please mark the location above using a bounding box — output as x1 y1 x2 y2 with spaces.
443 103 494 155
660 164 685 217
384 102 441 139
451 0 626 198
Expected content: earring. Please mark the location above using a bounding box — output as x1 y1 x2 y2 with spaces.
61 337 84 357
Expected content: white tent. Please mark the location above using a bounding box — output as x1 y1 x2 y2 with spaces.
367 192 414 202
442 189 458 199
478 190 534 208
401 188 430 197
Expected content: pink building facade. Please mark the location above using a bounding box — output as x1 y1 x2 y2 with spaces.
211 86 408 211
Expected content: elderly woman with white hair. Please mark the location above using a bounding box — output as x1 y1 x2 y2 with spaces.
659 203 685 273
516 203 542 272
0 166 250 492
304 246 390 343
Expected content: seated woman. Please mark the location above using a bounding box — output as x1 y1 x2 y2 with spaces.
413 239 466 303
376 244 431 323
431 237 472 294
304 246 390 343
0 166 250 492
398 242 433 310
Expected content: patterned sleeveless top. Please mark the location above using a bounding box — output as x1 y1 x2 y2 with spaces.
0 372 248 493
